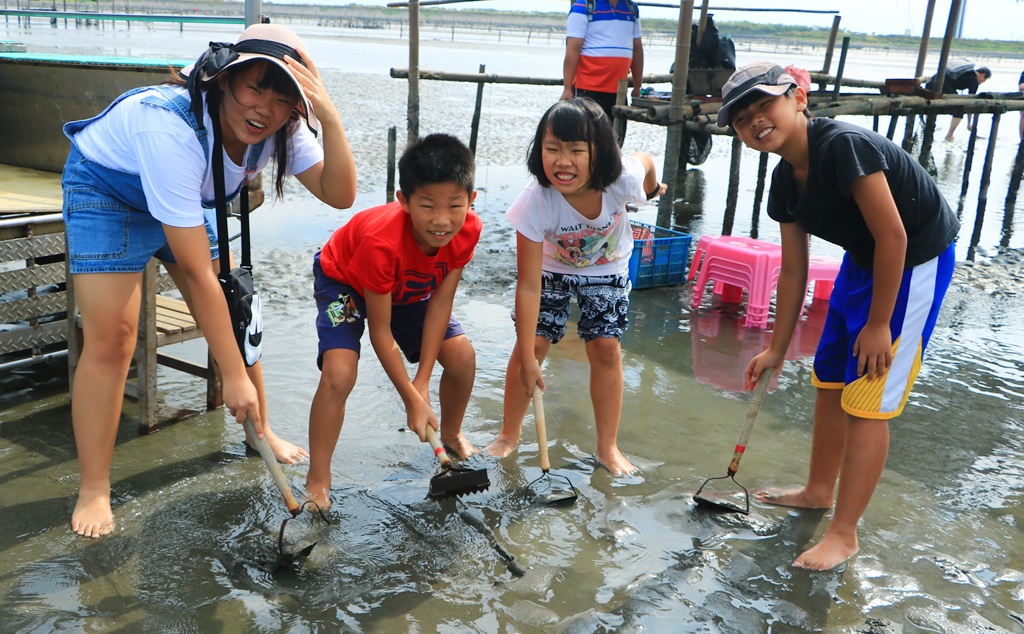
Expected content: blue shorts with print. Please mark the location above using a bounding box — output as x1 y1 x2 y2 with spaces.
513 270 631 344
312 253 465 369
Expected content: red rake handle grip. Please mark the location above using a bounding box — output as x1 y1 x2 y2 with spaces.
532 391 552 472
424 426 453 470
243 415 301 515
727 367 772 476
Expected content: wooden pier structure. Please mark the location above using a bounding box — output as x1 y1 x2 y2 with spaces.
388 0 1024 259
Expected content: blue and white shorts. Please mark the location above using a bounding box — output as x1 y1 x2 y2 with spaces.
812 243 955 419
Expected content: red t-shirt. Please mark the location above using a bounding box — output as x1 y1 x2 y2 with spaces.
318 201 482 305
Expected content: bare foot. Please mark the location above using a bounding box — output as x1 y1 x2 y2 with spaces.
304 477 332 512
484 435 519 458
71 487 114 538
944 134 954 142
594 449 637 476
441 433 478 460
793 533 859 571
753 486 832 509
247 429 309 464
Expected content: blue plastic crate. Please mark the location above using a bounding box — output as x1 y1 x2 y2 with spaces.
628 221 692 290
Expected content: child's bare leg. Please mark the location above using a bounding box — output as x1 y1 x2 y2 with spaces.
242 361 309 464
486 336 550 458
71 273 141 537
755 387 844 509
586 337 635 475
795 416 888 570
436 335 477 459
305 349 358 511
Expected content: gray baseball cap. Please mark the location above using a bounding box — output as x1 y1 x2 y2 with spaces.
716 62 798 128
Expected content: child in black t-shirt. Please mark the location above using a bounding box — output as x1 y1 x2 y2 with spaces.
716 62 960 571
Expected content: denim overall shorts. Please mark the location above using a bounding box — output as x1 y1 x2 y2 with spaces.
62 85 264 274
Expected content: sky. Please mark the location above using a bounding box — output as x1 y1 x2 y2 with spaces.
277 0 1024 41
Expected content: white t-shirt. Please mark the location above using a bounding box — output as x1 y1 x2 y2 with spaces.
506 153 645 277
73 85 324 228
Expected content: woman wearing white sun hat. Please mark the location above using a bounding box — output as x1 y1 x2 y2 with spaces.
61 23 356 538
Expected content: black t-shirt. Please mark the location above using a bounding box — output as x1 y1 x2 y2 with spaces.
767 118 960 270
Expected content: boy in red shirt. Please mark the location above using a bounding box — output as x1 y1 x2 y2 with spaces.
305 134 481 510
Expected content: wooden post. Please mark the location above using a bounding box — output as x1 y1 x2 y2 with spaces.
407 0 420 142
469 63 485 155
722 136 743 236
967 112 1001 260
750 152 768 239
831 37 850 101
657 0 694 227
614 78 627 146
820 16 841 77
386 126 397 203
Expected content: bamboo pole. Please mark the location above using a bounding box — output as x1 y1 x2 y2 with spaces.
831 36 851 101
1006 140 1024 211
886 110 901 140
901 0 933 150
386 126 397 203
657 0 694 227
914 0 938 79
469 64 485 156
967 112 1001 260
750 152 769 239
695 0 709 47
615 78 628 146
820 15 841 78
919 0 964 168
722 136 742 236
961 117 980 198
407 0 420 142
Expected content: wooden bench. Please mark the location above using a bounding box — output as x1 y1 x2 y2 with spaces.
1 163 221 433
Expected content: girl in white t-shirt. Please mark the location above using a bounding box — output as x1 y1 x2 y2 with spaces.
61 24 356 538
485 98 664 475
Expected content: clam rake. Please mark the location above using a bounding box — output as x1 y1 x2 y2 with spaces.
527 391 579 507
693 368 772 515
424 427 490 500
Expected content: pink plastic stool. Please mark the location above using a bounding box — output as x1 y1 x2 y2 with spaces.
807 255 841 301
689 236 783 329
688 234 746 302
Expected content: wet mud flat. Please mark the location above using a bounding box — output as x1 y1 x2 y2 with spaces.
2 212 1023 632
2 20 1024 634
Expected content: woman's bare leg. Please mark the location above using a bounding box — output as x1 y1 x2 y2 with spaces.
165 258 308 463
70 272 143 537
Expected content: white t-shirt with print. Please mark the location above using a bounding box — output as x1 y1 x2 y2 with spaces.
506 153 646 277
73 85 323 228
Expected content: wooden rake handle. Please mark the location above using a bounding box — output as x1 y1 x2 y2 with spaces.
424 426 453 470
532 391 552 472
243 415 301 516
727 367 772 476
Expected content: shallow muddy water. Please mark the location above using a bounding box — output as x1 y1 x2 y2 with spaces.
1 17 1023 633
